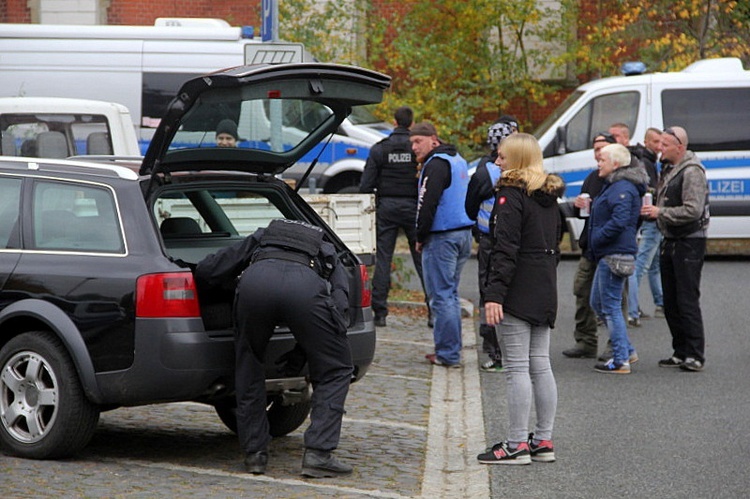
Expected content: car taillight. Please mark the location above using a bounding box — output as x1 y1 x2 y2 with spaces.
136 272 201 318
359 264 371 307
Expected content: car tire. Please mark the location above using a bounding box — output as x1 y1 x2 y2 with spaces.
0 331 100 459
213 395 312 437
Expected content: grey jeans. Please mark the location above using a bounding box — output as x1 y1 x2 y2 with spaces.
499 313 558 445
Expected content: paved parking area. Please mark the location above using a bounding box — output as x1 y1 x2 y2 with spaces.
1 310 490 498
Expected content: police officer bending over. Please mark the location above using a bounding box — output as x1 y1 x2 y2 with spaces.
195 218 353 478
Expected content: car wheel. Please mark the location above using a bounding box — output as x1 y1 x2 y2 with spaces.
0 331 100 459
213 395 312 437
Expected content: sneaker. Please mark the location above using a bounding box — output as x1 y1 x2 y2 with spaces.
598 348 613 362
528 433 556 463
374 316 387 327
593 359 631 374
654 306 665 318
627 317 641 327
425 353 461 369
638 307 650 319
480 360 504 372
658 356 683 368
628 352 639 364
477 441 531 465
680 357 704 372
562 347 596 359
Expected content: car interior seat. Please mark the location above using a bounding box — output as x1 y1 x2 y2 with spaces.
87 132 112 155
37 131 69 159
160 217 203 238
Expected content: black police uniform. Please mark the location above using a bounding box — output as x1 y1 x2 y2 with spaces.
195 219 353 460
359 126 424 322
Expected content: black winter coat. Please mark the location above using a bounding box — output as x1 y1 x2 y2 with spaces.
484 170 566 328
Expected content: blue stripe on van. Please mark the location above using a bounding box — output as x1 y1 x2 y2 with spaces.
557 156 750 201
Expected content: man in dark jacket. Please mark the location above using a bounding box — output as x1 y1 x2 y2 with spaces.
360 106 425 327
641 126 709 372
562 132 616 359
195 219 353 478
411 122 473 367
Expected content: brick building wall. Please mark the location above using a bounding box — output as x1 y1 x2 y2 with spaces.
3 0 33 23
106 0 259 27
2 0 260 26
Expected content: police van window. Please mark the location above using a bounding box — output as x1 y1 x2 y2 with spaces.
31 181 124 253
142 72 200 128
565 92 639 152
662 88 750 152
0 176 22 248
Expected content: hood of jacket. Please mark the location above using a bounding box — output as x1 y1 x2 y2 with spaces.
499 170 566 208
606 157 649 196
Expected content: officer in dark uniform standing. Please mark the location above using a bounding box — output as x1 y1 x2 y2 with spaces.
360 106 427 327
195 219 353 478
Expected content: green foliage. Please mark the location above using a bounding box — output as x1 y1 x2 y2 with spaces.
277 0 749 153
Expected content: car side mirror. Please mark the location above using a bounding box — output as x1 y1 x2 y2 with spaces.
555 126 567 156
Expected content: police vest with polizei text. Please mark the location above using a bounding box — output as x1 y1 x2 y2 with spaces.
375 133 419 198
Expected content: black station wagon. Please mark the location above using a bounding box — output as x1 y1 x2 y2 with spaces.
0 63 389 459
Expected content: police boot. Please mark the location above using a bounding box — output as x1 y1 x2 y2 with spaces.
244 450 268 475
301 448 353 478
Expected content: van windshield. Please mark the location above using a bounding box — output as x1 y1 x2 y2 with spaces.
532 91 583 139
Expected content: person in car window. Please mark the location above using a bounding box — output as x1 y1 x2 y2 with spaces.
215 119 239 148
195 219 354 478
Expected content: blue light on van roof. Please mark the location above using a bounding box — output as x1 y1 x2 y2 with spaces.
621 62 647 76
241 26 255 39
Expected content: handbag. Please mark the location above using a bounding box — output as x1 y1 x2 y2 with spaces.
604 253 635 277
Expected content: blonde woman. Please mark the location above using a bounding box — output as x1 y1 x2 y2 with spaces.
477 133 565 465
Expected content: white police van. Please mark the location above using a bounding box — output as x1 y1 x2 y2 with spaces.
533 57 750 241
0 18 386 192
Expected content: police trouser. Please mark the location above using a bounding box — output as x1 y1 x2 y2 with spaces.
234 259 353 454
372 196 425 317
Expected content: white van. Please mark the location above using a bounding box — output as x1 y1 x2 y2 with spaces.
533 57 750 241
0 19 385 192
0 97 141 158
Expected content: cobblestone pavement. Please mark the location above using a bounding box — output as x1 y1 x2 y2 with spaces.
0 309 489 498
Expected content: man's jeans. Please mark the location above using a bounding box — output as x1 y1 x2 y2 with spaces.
591 259 634 364
422 229 471 365
628 221 663 319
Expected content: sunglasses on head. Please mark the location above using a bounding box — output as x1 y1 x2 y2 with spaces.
663 127 682 144
592 131 615 144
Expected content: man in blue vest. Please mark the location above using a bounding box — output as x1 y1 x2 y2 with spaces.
465 117 518 372
411 122 473 368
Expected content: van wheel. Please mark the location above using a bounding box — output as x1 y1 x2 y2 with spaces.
0 331 100 459
213 396 312 437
